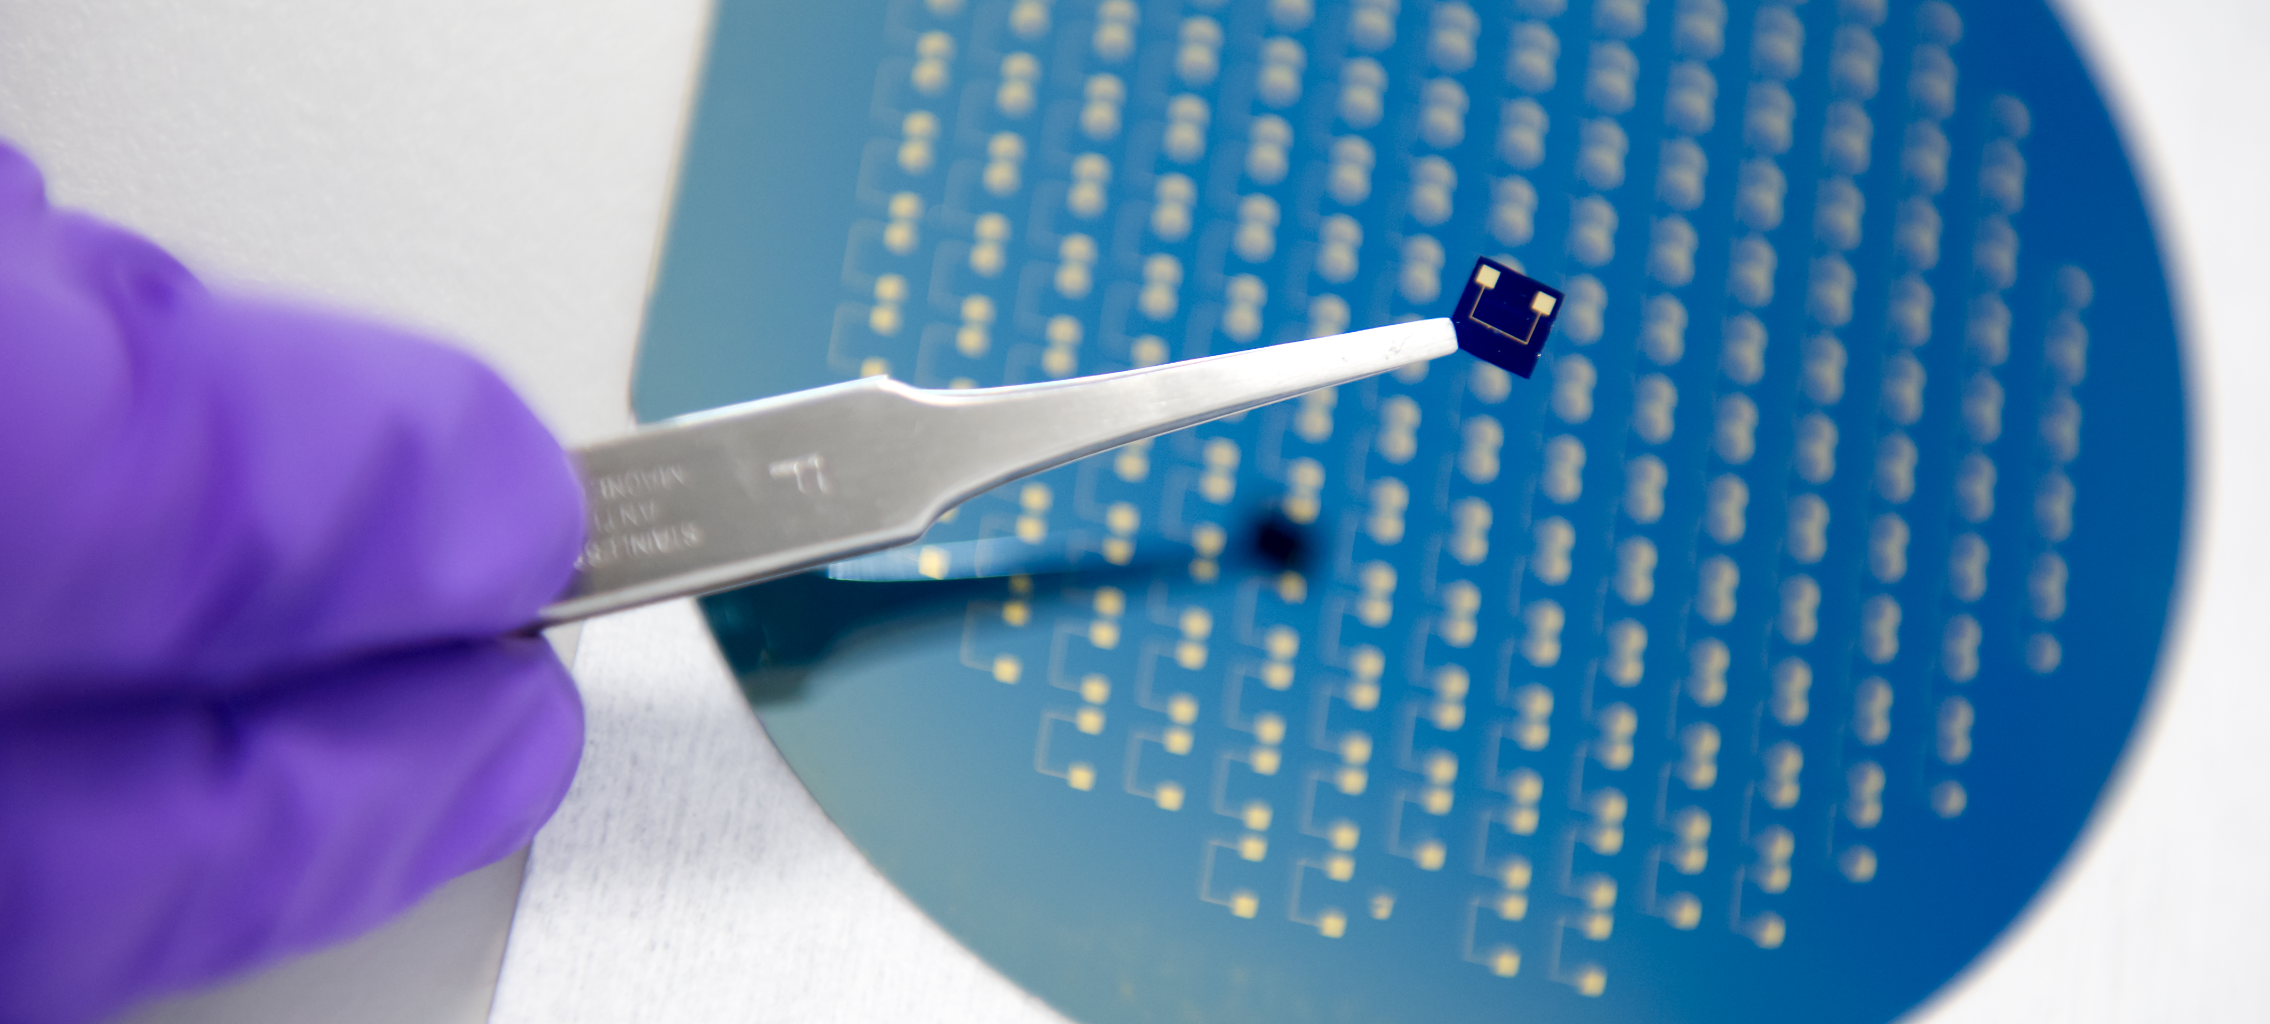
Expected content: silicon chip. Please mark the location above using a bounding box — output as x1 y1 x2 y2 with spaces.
1451 257 1562 378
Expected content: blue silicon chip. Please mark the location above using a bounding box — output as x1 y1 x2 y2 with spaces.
1452 256 1563 377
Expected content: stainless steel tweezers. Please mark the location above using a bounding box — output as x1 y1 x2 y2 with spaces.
539 318 1456 625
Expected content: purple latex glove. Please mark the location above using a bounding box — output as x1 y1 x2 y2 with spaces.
0 142 587 1023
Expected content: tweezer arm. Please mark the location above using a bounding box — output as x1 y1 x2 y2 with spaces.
539 318 1457 624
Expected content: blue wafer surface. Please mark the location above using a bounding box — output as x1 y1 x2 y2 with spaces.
632 2 2186 1021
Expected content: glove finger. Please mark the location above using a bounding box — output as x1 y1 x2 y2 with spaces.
0 635 582 1024
0 142 585 701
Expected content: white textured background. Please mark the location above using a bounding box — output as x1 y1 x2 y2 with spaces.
0 0 702 447
1 1 2264 1021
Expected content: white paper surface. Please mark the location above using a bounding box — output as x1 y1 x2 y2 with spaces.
0 0 708 447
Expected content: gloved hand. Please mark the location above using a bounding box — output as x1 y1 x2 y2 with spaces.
0 142 587 1024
